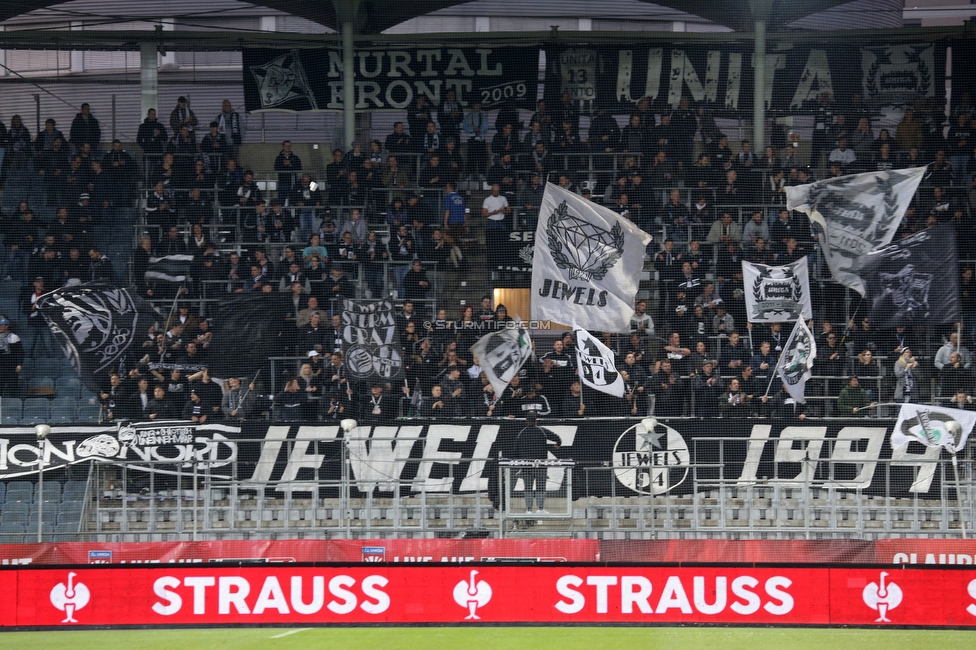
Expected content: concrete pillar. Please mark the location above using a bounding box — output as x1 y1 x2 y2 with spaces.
140 41 159 122
342 21 355 151
753 19 766 153
70 22 84 73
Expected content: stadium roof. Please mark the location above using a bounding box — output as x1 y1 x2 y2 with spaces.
0 0 864 34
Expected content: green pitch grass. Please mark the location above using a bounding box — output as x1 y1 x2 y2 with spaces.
0 627 974 650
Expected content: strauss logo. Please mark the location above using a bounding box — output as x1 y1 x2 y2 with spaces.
862 571 903 622
453 570 492 620
50 572 91 623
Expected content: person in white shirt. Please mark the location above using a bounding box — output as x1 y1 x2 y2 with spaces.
482 182 510 246
828 136 857 168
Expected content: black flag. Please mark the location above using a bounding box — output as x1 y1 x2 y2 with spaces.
208 293 291 378
37 284 159 392
855 224 959 328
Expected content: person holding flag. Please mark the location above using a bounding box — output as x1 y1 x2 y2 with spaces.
760 317 817 410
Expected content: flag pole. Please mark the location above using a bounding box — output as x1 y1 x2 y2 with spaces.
951 451 967 539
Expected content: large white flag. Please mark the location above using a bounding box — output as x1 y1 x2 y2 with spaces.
469 325 533 398
785 167 925 296
775 318 817 404
574 326 624 397
890 403 976 454
742 256 813 323
531 182 653 332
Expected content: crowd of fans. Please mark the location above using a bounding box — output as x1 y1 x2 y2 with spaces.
1 88 976 420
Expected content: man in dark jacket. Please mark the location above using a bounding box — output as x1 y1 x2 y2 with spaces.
514 414 562 514
274 379 306 421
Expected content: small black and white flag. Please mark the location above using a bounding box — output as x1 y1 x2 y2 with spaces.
470 325 533 398
37 284 160 392
742 256 813 323
775 318 817 404
145 254 194 285
341 299 403 381
891 403 976 453
785 167 925 295
532 182 652 332
854 224 959 328
574 325 624 397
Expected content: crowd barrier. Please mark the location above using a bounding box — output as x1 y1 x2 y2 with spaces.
2 562 976 627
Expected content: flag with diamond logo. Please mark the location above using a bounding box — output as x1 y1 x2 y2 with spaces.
531 182 652 332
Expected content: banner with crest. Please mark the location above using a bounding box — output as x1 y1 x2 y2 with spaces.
36 284 160 393
574 326 624 397
341 299 403 382
853 224 959 329
742 257 812 323
470 326 533 398
531 183 652 333
785 167 926 296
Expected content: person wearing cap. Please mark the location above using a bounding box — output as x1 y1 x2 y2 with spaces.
359 382 393 422
692 359 724 417
169 96 198 142
325 265 355 309
517 172 545 230
0 316 24 398
182 389 209 423
513 413 561 515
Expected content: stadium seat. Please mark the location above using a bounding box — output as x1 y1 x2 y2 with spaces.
35 481 60 500
1 397 22 415
21 406 49 425
23 397 50 411
27 376 56 396
50 406 76 423
0 522 27 543
77 405 101 422
51 397 77 411
0 482 5 505
31 359 60 379
55 377 83 398
1 507 29 525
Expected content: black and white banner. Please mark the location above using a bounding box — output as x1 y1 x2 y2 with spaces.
854 224 960 329
145 254 194 285
742 257 812 323
37 285 160 393
342 299 403 381
0 421 239 479
544 41 945 115
470 326 533 398
891 403 976 454
242 46 540 112
532 183 652 332
0 419 964 499
785 167 926 296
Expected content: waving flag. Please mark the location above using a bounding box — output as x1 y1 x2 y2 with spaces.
854 224 959 328
37 284 159 392
775 318 817 404
574 326 624 397
785 167 925 295
532 182 652 332
470 325 533 398
145 253 194 285
891 403 976 453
